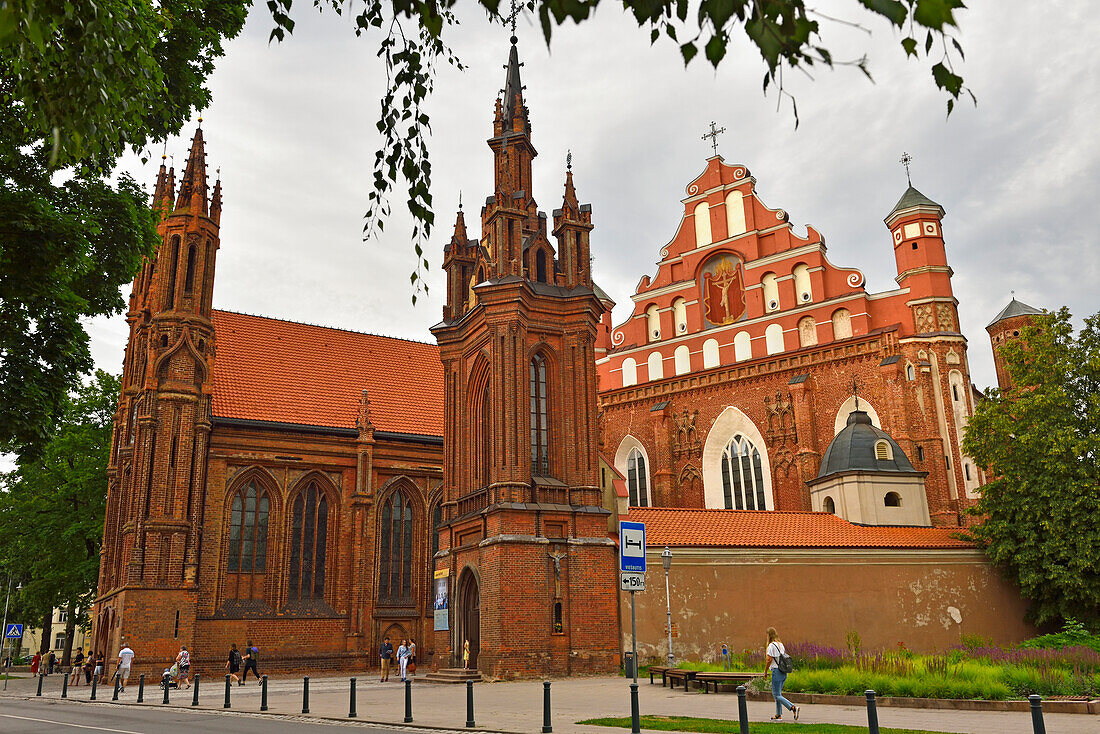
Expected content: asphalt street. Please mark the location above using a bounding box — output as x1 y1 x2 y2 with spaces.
0 697 472 734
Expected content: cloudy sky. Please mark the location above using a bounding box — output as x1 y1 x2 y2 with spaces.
98 0 1099 390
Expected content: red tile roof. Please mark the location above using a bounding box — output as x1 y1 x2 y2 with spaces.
626 507 973 549
211 310 443 436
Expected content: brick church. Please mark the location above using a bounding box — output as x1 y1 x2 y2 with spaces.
93 35 1036 676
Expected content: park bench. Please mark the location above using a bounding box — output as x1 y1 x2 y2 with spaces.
647 666 670 685
664 668 699 692
695 671 760 693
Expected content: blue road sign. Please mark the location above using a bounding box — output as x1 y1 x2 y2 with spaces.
619 521 646 573
4 624 22 639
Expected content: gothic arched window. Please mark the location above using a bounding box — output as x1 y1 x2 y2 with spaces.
720 434 767 510
530 353 550 476
184 244 197 292
165 236 180 309
536 249 548 283
228 480 269 573
627 448 649 507
379 490 414 603
288 481 328 602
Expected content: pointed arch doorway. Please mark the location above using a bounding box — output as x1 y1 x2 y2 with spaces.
456 568 480 670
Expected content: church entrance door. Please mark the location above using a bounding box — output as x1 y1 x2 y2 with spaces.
457 569 480 670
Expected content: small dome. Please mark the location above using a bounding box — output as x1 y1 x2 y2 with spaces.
818 410 916 478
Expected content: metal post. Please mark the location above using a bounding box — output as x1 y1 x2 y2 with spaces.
629 683 640 734
349 677 357 718
191 674 200 706
0 574 11 693
302 675 310 714
630 590 638 685
1029 694 1046 734
224 674 231 708
542 680 552 733
62 672 68 698
91 672 98 700
137 674 144 703
465 679 475 727
112 673 119 700
260 674 268 711
866 690 880 734
404 678 413 722
36 671 44 697
736 686 748 734
664 568 673 667
161 676 169 704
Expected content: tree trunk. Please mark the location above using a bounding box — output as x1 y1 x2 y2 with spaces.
61 601 76 666
38 608 52 655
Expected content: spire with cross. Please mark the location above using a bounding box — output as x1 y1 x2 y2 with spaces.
503 0 521 43
852 377 860 410
900 151 913 186
702 121 726 157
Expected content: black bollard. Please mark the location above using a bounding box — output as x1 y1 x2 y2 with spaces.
113 673 120 700
91 673 98 700
260 674 268 711
191 674 200 706
62 673 68 699
137 674 145 703
162 676 169 705
542 681 552 734
629 682 640 734
736 685 748 734
466 679 475 728
36 673 43 697
349 677 357 718
302 675 310 714
1029 694 1047 734
866 690 880 734
224 674 231 709
404 678 413 723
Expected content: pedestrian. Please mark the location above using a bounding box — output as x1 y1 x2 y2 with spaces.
95 650 107 684
175 645 192 689
462 639 469 669
226 643 242 685
378 636 393 682
397 639 409 682
117 641 135 692
764 627 799 721
408 637 417 677
70 647 85 686
241 640 261 684
83 651 95 685
30 651 41 677
46 650 56 675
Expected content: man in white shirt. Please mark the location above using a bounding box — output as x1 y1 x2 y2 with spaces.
116 642 135 692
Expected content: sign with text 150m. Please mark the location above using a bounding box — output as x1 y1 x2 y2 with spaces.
619 520 646 573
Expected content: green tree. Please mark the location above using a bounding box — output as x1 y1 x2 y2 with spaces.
964 308 1100 627
0 371 119 664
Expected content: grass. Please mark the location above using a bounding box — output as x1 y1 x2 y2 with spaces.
579 715 961 734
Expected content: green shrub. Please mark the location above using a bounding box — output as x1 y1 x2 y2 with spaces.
1021 619 1100 653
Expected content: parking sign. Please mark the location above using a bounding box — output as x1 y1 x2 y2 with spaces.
619 521 646 573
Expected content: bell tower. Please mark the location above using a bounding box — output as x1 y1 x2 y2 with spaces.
96 126 221 663
432 35 617 678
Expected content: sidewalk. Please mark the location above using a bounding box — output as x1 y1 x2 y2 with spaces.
0 673 1092 734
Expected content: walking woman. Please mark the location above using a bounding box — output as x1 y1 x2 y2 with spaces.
764 627 799 721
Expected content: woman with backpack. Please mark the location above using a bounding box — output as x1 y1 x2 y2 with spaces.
226 643 243 685
764 627 799 721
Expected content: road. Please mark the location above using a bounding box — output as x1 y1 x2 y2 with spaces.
0 697 473 734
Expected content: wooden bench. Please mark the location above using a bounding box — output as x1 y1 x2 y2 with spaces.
664 668 699 692
647 666 670 685
695 671 761 693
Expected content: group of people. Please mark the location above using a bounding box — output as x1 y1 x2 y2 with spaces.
224 640 263 685
377 635 417 682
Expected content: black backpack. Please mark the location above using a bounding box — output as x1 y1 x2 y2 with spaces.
774 645 793 674
231 649 242 666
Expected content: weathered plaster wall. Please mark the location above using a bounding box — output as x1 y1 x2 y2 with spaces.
620 547 1034 661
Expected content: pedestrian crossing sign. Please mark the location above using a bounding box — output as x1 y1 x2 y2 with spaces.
4 624 22 639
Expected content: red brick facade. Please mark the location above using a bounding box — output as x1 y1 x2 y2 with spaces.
596 158 986 525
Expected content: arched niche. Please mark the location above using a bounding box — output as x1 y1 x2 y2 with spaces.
701 406 773 510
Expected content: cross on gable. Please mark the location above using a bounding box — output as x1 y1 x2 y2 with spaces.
701 121 726 156
900 151 913 186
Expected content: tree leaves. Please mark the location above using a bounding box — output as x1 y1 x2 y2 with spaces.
963 309 1100 626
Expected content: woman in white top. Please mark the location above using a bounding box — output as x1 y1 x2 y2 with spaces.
764 627 799 721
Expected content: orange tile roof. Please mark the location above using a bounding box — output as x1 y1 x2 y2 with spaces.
626 507 973 549
211 310 443 436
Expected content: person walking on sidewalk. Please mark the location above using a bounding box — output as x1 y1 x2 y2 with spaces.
407 638 417 677
226 643 243 685
175 645 192 689
117 642 135 692
764 627 799 721
70 648 85 686
397 639 410 682
241 641 261 684
378 636 393 682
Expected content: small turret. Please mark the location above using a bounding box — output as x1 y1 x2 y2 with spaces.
210 176 223 226
153 156 175 216
175 126 209 215
986 297 1044 391
552 155 593 289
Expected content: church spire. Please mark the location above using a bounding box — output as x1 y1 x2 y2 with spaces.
210 171 223 226
502 38 527 133
174 125 209 214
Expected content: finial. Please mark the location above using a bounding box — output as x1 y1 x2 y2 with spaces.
197 115 203 128
852 377 860 410
701 121 726 157
458 190 463 210
504 0 520 41
216 166 221 179
566 149 572 172
899 151 913 186
169 154 175 168
161 140 167 161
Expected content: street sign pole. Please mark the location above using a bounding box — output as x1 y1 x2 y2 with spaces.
630 590 637 685
1 575 11 692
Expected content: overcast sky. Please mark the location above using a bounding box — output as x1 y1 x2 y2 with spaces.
96 0 1099 391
